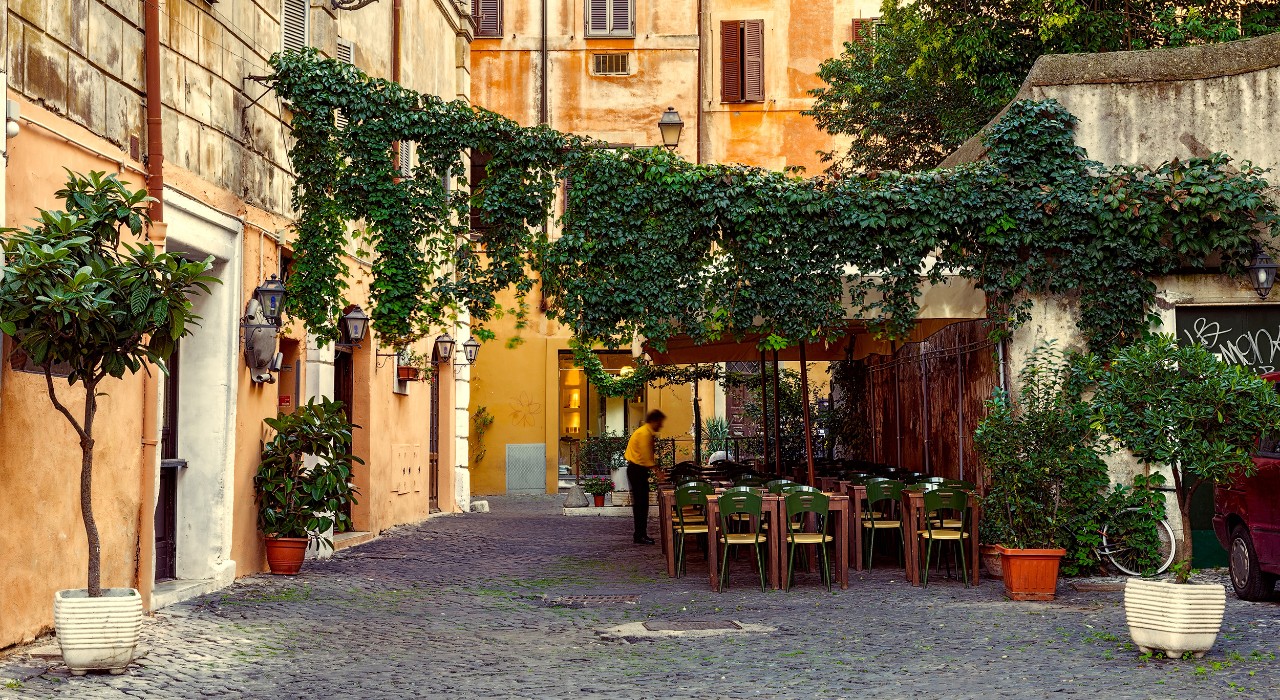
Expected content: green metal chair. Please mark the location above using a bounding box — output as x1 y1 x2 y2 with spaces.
675 481 713 525
672 487 710 577
735 473 765 487
716 489 768 592
918 488 970 587
783 490 833 592
863 479 906 570
783 483 820 494
766 479 795 495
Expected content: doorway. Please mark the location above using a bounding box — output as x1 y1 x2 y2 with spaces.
155 343 181 582
334 347 355 526
429 364 441 512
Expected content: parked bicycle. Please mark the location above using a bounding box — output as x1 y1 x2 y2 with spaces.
1097 507 1177 576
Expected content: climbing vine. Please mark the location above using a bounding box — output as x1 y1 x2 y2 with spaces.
268 51 1277 377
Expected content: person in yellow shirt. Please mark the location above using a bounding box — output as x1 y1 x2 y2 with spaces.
624 410 666 544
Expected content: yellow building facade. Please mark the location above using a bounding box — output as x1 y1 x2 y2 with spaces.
468 0 875 494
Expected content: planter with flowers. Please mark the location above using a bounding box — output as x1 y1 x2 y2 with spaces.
580 475 614 507
397 349 432 382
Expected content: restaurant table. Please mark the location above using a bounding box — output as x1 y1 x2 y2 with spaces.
703 491 850 591
899 488 981 587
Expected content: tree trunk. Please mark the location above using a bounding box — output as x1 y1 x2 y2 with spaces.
81 383 101 596
1176 473 1199 567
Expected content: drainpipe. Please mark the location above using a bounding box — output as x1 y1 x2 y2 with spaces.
137 0 166 603
540 0 548 125
393 0 403 83
695 0 703 165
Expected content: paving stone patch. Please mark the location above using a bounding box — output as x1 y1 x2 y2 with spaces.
1 494 1278 699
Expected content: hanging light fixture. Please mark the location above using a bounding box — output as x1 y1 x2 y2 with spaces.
434 333 456 364
341 305 370 345
1247 244 1279 299
657 107 684 150
253 274 287 325
462 337 481 365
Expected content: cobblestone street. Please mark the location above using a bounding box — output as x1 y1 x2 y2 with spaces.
2 496 1279 699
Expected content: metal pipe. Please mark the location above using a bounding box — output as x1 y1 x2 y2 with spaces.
540 0 549 125
799 343 815 487
695 0 704 164
144 0 163 221
758 350 770 470
771 350 782 471
920 352 930 475
692 379 702 464
393 0 403 83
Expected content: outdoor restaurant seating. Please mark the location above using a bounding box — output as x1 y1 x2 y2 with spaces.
784 490 834 592
716 488 768 592
863 479 906 569
672 486 711 576
918 488 971 587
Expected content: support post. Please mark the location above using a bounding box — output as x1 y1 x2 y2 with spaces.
758 351 770 470
771 350 783 473
799 343 815 487
692 379 703 464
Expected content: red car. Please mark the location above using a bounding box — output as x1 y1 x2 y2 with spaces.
1214 372 1280 601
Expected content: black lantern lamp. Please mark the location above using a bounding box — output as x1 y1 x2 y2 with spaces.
657 107 684 150
341 305 370 346
434 333 456 364
462 337 481 365
1248 244 1279 299
254 274 287 325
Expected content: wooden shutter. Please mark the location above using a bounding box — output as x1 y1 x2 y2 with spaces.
335 40 354 129
399 142 412 177
476 0 502 37
743 19 764 102
611 0 632 34
720 21 742 102
281 0 309 53
587 0 609 35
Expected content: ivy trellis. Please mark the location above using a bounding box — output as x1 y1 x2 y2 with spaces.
267 50 1278 392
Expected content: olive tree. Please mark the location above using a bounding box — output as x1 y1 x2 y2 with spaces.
0 172 217 596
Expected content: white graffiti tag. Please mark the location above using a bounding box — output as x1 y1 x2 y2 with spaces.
1181 316 1280 373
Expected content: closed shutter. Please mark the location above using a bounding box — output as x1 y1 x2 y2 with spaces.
399 142 412 177
852 18 876 43
281 0 309 53
743 20 764 102
476 0 502 37
335 39 354 130
611 0 631 34
587 0 609 35
469 149 493 235
720 20 741 102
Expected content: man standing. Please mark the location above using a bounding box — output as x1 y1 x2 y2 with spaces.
624 410 665 544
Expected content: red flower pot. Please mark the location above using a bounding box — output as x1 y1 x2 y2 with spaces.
593 494 606 507
397 366 421 382
264 537 309 575
996 545 1066 601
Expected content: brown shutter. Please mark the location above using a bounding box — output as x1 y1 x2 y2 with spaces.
743 19 764 102
476 0 503 37
721 20 742 102
852 18 870 43
588 0 609 35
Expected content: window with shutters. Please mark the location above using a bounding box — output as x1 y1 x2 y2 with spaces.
469 149 493 237
475 0 503 37
720 19 764 103
398 142 413 178
591 53 630 75
334 39 355 129
852 17 879 43
281 0 309 53
585 0 634 38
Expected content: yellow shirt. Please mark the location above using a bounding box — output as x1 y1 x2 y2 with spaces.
624 423 657 467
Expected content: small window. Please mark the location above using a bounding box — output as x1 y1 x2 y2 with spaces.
281 0 309 53
852 18 879 44
334 39 355 129
586 0 633 38
721 19 764 103
469 149 493 237
592 53 630 75
475 0 503 37
398 142 412 177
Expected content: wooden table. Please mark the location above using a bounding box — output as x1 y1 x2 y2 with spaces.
900 488 982 587
840 481 867 572
658 487 677 578
703 492 850 591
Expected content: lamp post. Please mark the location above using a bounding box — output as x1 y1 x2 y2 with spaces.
254 274 287 325
1247 244 1279 299
434 333 456 364
657 107 683 151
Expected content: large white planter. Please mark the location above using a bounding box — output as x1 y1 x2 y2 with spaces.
54 588 144 675
1124 578 1226 659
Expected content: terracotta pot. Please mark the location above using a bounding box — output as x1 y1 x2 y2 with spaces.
593 494 606 507
397 366 421 382
996 545 1066 601
980 544 1004 578
265 536 309 575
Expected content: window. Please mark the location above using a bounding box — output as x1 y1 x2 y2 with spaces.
586 0 633 38
852 18 878 43
281 0 309 53
398 142 413 177
334 39 355 129
592 53 630 75
721 20 764 103
475 0 503 37
469 149 493 236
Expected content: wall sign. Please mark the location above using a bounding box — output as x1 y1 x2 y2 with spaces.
1175 306 1280 373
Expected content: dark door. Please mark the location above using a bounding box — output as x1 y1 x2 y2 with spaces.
155 342 180 582
429 365 441 512
334 348 355 524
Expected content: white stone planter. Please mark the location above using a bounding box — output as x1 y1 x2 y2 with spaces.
1124 578 1226 659
54 588 144 675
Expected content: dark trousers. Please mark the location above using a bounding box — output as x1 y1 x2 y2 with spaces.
627 463 651 539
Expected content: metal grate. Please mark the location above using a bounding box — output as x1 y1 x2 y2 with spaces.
505 443 546 494
642 620 742 632
592 53 630 76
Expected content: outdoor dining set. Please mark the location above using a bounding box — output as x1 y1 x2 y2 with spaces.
656 459 982 592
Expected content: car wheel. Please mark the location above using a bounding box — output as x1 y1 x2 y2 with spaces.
1229 526 1276 601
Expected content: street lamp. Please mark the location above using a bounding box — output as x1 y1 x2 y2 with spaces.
657 107 683 150
434 333 456 364
253 274 287 325
341 305 370 345
462 337 481 365
1247 244 1279 299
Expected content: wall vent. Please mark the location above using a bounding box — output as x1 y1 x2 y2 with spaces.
592 53 630 76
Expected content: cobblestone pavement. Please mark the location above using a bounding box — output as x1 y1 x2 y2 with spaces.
3 495 1279 699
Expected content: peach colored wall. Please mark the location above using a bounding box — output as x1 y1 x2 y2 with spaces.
0 98 150 646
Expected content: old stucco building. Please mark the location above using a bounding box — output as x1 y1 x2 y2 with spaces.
0 0 474 649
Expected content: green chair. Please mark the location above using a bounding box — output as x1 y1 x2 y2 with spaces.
735 474 765 487
918 488 970 587
942 478 976 490
716 489 768 592
863 479 906 570
674 481 713 525
783 490 833 592
766 479 795 495
920 476 947 485
784 484 820 494
672 487 710 577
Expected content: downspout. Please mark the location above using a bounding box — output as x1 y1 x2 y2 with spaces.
540 0 548 125
137 0 166 603
393 0 403 83
695 0 703 165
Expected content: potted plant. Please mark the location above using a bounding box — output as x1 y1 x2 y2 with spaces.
256 397 362 574
580 475 614 507
0 172 217 674
975 342 1109 600
396 349 431 382
1093 335 1279 656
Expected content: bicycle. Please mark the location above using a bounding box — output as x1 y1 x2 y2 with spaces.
1097 507 1177 576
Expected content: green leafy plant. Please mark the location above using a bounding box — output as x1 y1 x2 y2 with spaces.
579 430 627 475
0 171 217 597
1092 334 1280 564
470 405 494 467
579 475 614 496
702 416 731 455
397 348 433 380
1170 559 1196 584
255 397 362 548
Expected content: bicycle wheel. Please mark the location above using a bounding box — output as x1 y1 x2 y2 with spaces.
1102 508 1176 576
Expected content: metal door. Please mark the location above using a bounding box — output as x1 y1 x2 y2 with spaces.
506 443 547 494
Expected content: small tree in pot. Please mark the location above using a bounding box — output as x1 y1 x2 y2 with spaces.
1093 334 1280 657
256 397 362 574
0 172 217 674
